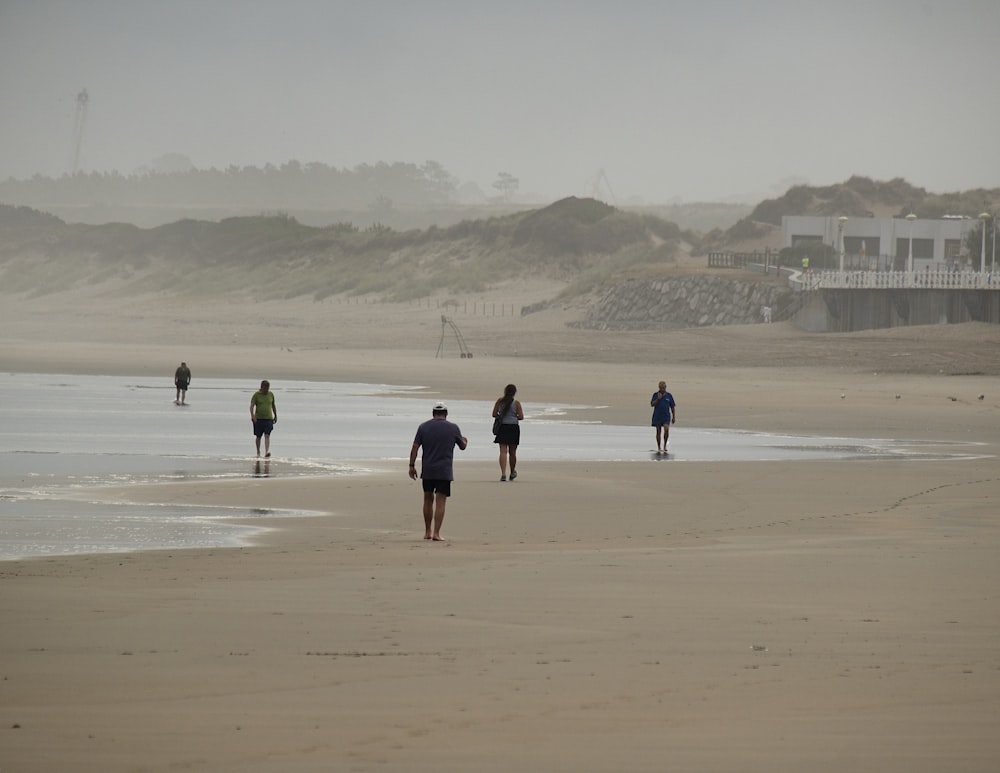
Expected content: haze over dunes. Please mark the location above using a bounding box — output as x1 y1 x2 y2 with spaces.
3 176 998 295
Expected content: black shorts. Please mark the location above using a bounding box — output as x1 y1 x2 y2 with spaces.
421 479 452 497
494 424 520 446
253 419 275 437
176 381 189 390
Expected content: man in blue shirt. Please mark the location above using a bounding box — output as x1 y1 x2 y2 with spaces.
650 381 677 455
409 403 468 541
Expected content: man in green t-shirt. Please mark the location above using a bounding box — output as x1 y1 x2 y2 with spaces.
249 379 278 457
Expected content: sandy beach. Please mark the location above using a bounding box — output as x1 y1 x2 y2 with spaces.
2 288 999 772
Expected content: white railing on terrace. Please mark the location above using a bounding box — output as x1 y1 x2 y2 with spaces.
802 270 1000 291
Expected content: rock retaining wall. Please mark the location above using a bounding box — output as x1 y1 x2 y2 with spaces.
574 276 795 330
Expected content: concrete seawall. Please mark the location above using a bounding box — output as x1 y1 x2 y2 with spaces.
795 289 1000 332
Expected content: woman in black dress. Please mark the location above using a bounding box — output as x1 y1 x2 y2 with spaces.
492 383 524 481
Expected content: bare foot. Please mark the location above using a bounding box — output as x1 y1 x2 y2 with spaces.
423 534 432 540
432 535 446 542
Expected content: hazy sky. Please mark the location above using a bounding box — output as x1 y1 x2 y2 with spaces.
2 0 998 203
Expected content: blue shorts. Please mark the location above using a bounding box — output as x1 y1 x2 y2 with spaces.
421 479 452 497
253 419 275 437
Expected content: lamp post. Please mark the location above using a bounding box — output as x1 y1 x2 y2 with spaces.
838 216 847 274
979 213 991 274
906 213 916 274
992 215 997 275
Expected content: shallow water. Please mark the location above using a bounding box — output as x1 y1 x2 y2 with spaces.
0 373 982 560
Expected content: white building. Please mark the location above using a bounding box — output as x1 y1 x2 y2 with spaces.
782 215 977 271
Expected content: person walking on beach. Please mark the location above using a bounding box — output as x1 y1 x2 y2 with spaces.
408 402 468 541
650 380 676 454
492 383 524 481
174 361 191 404
250 379 277 458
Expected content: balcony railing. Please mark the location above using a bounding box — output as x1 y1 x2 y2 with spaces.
802 270 999 290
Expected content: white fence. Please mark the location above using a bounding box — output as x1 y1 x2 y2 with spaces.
802 270 1000 291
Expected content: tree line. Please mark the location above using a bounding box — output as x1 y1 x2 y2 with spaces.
0 160 473 212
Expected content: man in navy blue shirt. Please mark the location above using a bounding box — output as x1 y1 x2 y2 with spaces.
409 403 468 541
650 381 677 454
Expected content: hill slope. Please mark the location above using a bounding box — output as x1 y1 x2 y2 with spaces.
0 198 695 302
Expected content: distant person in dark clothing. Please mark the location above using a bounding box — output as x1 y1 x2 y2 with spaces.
174 362 191 404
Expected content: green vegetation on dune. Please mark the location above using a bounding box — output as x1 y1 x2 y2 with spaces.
0 198 685 302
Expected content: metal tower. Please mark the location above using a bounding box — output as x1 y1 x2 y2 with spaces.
588 168 617 205
72 88 89 173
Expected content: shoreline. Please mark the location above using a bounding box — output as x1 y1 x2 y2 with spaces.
8 368 989 564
